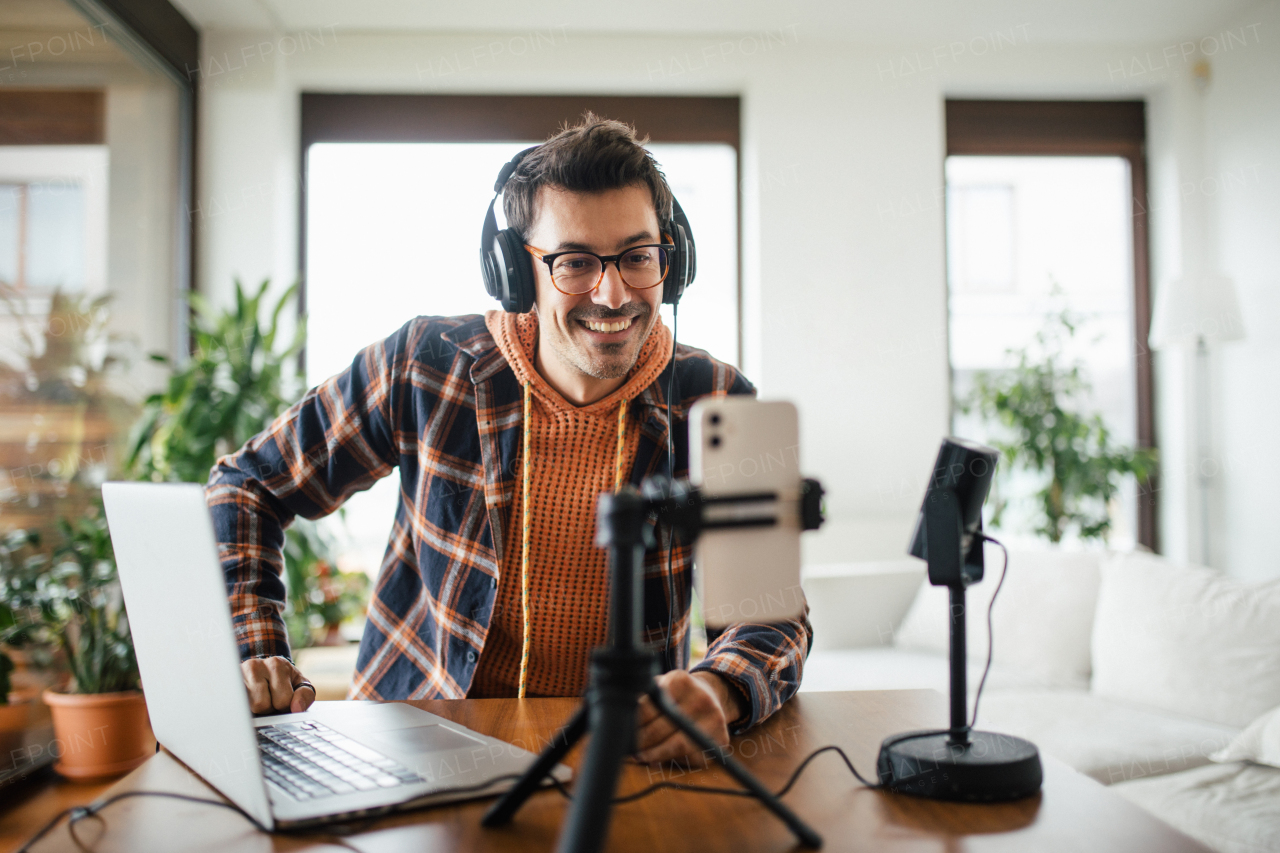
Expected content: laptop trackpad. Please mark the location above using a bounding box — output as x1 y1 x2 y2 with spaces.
366 723 483 756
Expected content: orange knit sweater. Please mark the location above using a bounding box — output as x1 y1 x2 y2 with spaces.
468 310 673 698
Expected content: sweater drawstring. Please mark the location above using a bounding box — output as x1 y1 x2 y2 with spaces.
614 397 629 491
517 381 533 698
516 384 629 699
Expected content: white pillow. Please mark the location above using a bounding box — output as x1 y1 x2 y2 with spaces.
893 546 1102 688
1211 704 1280 769
1092 552 1280 729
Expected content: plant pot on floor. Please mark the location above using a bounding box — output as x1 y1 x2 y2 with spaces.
42 688 153 779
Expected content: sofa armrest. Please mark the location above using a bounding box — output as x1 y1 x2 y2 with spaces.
801 560 925 651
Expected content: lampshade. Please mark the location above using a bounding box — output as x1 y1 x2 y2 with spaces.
1149 273 1246 349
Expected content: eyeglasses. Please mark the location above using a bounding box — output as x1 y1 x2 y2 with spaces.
524 242 675 295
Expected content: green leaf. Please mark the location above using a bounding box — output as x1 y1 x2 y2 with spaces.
961 294 1158 545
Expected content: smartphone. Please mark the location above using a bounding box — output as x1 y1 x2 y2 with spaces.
688 397 804 627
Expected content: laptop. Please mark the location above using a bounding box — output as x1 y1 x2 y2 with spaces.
102 482 569 830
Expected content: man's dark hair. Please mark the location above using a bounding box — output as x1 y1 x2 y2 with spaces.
502 112 674 237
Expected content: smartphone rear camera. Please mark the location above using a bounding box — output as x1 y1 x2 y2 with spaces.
709 413 721 426
710 435 722 448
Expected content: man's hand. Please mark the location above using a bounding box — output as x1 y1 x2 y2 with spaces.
633 670 745 765
240 656 315 715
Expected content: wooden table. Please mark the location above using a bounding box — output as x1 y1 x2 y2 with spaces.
1 690 1211 853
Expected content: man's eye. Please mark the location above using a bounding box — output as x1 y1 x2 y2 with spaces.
623 252 654 265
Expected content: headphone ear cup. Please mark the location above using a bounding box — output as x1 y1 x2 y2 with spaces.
489 228 536 313
663 221 695 305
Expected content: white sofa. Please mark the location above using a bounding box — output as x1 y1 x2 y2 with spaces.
801 548 1280 853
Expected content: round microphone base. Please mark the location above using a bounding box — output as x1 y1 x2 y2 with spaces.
876 729 1043 802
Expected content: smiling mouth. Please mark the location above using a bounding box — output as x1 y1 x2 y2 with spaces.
577 316 636 334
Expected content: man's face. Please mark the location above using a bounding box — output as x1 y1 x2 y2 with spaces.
524 184 664 383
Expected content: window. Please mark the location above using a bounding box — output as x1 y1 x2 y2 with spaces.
305 141 738 386
0 5 196 541
0 147 108 293
944 100 1155 549
948 156 1139 547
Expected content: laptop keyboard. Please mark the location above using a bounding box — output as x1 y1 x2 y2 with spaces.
257 720 426 801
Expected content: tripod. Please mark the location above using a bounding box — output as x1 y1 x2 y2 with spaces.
481 478 823 853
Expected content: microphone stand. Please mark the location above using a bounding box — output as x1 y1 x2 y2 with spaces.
874 484 1042 801
481 476 825 853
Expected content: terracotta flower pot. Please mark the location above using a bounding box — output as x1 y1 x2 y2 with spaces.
42 688 154 780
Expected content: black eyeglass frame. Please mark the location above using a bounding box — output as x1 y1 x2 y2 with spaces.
524 242 677 295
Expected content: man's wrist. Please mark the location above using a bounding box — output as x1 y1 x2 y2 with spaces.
692 671 748 727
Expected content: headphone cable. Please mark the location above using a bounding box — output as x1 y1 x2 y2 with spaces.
664 302 679 672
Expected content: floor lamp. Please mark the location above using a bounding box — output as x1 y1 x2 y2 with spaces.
1149 273 1245 567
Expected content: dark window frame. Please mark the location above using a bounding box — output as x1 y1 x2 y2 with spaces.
945 99 1158 552
297 93 743 366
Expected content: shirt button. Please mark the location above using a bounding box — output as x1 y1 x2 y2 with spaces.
466 650 477 663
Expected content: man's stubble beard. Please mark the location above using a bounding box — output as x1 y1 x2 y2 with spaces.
546 304 654 381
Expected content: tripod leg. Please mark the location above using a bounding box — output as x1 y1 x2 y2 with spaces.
556 692 636 853
648 687 823 849
482 702 589 827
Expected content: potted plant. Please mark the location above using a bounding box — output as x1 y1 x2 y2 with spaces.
963 302 1157 544
1 511 152 779
128 279 367 648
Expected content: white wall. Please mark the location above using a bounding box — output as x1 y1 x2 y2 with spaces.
1200 2 1280 581
193 21 1274 575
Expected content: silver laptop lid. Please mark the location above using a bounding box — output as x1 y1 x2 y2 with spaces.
103 482 273 830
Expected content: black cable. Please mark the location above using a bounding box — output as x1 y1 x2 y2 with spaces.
663 301 679 671
26 731 959 849
65 809 105 853
15 773 530 852
550 737 957 806
16 791 270 853
971 533 1009 729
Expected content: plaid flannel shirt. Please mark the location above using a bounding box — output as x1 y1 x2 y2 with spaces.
208 314 812 732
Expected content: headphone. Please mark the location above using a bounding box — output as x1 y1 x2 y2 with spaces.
480 146 697 313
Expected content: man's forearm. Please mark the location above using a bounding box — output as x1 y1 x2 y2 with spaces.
692 610 813 733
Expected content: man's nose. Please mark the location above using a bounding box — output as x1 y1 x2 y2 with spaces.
592 263 631 311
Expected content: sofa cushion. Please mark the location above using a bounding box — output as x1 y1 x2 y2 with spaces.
978 689 1238 785
1091 552 1280 728
893 547 1102 689
1113 761 1280 853
1211 704 1280 770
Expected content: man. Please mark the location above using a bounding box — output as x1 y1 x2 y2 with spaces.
210 115 812 765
